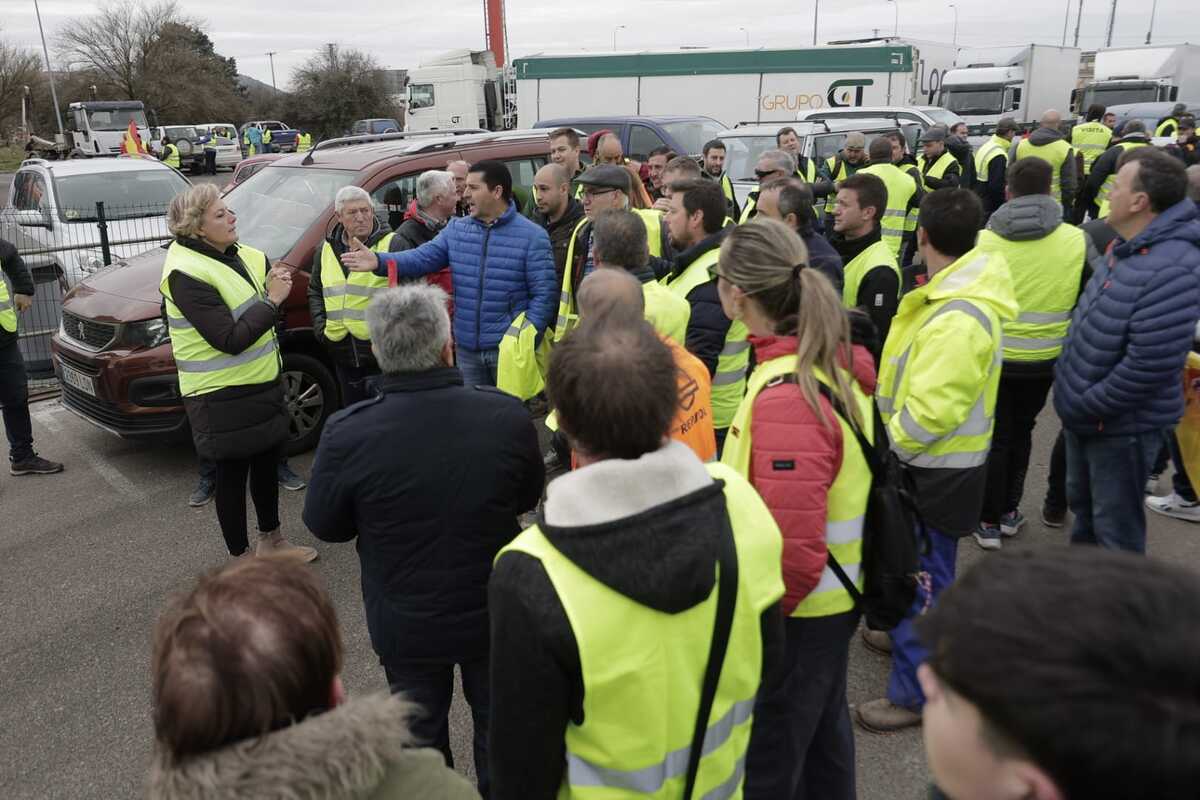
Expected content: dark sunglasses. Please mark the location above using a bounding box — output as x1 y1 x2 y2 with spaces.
582 187 618 197
754 169 780 180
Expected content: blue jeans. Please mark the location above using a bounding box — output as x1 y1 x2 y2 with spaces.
887 526 958 711
1065 429 1164 554
456 346 499 388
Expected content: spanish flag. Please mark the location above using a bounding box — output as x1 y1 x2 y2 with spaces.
120 120 148 155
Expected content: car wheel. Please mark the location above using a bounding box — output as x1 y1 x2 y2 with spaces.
280 352 336 455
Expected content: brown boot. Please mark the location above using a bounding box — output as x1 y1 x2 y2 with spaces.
862 628 893 656
255 529 319 563
855 699 922 733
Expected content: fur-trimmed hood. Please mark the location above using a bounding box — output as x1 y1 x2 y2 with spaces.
148 694 479 800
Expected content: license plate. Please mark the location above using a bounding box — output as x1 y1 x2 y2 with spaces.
60 364 97 397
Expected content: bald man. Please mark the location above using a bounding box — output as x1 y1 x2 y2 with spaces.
1010 109 1077 218
531 163 585 281
593 134 624 166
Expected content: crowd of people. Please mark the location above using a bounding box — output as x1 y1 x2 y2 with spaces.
4 105 1200 799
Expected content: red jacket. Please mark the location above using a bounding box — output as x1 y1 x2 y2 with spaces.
747 336 877 615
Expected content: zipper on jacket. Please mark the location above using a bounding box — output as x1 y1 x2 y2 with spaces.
476 225 493 350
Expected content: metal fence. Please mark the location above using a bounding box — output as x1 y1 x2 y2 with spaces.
3 201 173 396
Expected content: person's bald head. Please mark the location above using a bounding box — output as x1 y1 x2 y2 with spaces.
1041 110 1062 131
1187 164 1200 204
595 134 624 165
577 268 645 325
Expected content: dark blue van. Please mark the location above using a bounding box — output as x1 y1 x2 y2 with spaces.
532 115 726 160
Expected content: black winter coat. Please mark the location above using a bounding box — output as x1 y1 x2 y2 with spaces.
303 368 544 663
532 199 585 283
669 229 733 378
0 238 35 349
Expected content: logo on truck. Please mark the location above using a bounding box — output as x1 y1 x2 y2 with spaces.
826 79 875 108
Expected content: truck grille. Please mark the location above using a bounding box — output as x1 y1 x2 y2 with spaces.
62 312 116 351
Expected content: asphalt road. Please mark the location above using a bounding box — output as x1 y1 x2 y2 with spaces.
3 395 1198 799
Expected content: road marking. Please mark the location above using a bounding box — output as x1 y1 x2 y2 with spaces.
30 404 64 434
77 447 146 501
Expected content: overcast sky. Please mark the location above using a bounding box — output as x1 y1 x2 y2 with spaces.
1 0 1195 90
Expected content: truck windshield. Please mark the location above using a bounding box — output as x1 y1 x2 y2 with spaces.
224 166 357 260
941 88 1004 116
86 107 149 131
53 169 190 222
723 136 783 182
659 119 728 156
1083 85 1158 109
923 108 965 127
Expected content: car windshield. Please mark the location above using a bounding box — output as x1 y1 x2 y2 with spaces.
1085 86 1158 109
224 166 356 260
660 119 728 156
941 88 1005 116
923 108 965 127
86 107 148 131
723 135 785 181
52 169 190 222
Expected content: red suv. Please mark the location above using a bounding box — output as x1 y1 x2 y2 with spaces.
51 130 552 453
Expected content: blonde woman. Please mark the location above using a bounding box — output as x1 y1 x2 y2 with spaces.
160 184 315 562
718 218 875 800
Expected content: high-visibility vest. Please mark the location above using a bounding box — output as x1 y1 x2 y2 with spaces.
973 135 1009 186
160 242 280 398
1097 141 1149 218
842 238 900 311
858 164 917 260
876 247 1013 470
497 312 545 400
296 133 313 152
795 157 817 183
0 273 16 333
977 223 1085 362
720 174 737 209
666 248 750 430
917 150 957 189
643 279 691 345
739 193 758 224
822 154 866 214
162 143 180 169
262 128 272 144
1070 122 1113 176
1156 117 1179 138
722 355 870 617
318 235 396 342
633 207 664 258
1013 138 1073 203
497 461 784 800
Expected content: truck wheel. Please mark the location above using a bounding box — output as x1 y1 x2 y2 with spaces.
280 352 336 455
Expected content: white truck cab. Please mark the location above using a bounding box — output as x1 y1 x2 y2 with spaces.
63 101 151 157
406 50 503 131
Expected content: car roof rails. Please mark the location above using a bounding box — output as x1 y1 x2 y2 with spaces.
20 157 49 167
302 128 490 164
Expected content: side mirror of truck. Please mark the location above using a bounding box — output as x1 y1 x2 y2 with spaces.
2 208 51 228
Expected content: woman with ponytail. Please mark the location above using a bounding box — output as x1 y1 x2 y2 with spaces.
718 218 875 800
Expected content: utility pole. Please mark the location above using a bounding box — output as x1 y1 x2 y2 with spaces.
613 25 626 51
1145 0 1158 43
1061 0 1070 45
1073 0 1084 46
949 3 958 46
265 51 278 92
33 0 63 136
813 0 819 46
1104 0 1117 47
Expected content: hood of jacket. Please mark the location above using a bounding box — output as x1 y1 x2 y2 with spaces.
1113 198 1200 258
986 194 1065 241
1028 126 1067 147
1117 133 1151 146
539 440 724 614
148 694 424 800
751 335 878 395
925 246 1019 324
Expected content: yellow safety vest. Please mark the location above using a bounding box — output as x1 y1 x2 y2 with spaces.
666 248 749 430
160 242 280 397
296 133 313 152
0 273 16 333
633 207 664 258
1156 117 1179 138
842 238 900 311
262 128 272 144
917 151 957 189
977 223 1085 362
318 235 395 342
497 311 545 400
1070 122 1113 176
738 193 758 224
498 461 784 800
722 355 870 617
857 164 917 261
162 143 180 169
720 174 737 209
643 279 691 345
1013 138 1073 204
795 158 817 183
822 154 865 214
1097 141 1149 218
876 247 1015 470
973 136 1009 185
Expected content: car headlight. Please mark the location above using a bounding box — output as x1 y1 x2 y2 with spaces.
122 318 170 349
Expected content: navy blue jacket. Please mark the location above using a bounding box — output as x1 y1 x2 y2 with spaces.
373 202 557 352
1054 199 1200 435
302 368 544 662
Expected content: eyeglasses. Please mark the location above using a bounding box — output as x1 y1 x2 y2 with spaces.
582 187 618 198
755 169 781 180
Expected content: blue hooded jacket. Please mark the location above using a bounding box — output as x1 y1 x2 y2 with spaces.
374 202 557 352
1054 199 1200 435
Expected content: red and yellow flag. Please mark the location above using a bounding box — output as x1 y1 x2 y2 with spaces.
120 120 148 155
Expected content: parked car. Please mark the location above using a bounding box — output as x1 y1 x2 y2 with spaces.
1106 101 1200 139
350 118 403 135
532 115 727 160
794 105 965 131
239 120 299 153
2 156 188 376
50 129 553 454
718 118 919 208
195 123 242 169
222 153 285 195
147 125 205 172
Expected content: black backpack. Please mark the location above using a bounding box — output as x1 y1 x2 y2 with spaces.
813 381 929 631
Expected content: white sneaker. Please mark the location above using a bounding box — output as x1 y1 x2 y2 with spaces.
1145 492 1200 523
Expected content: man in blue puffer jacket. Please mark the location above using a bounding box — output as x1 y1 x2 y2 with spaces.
1053 148 1200 553
342 160 557 387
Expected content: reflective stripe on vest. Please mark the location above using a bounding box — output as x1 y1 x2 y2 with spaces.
842 239 900 312
722 355 870 617
977 224 1084 362
1014 138 1072 203
159 242 279 397
554 217 594 342
1156 118 1178 138
296 133 313 152
720 174 737 207
498 461 783 800
876 251 1005 470
917 151 957 189
1071 122 1112 175
0 277 15 333
319 234 394 342
858 164 917 260
666 247 749 429
738 193 758 224
973 136 1008 184
795 158 817 184
496 312 545 400
1097 141 1149 218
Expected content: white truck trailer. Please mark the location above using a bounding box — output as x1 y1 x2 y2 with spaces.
1076 44 1200 111
938 45 1081 134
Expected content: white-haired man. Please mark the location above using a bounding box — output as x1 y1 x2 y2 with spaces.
389 170 457 316
304 283 544 799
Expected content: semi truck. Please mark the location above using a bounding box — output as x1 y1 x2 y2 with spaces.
1075 44 1200 111
22 100 153 160
406 41 957 131
938 45 1081 134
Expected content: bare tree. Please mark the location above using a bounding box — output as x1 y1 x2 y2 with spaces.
0 34 41 136
285 45 402 138
56 1 181 100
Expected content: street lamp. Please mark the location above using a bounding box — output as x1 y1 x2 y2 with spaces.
949 3 958 46
886 0 899 36
813 0 820 46
738 26 750 47
613 25 627 51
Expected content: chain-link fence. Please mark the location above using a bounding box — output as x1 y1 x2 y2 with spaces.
3 201 173 397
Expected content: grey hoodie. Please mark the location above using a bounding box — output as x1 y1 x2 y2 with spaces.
1008 127 1077 215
